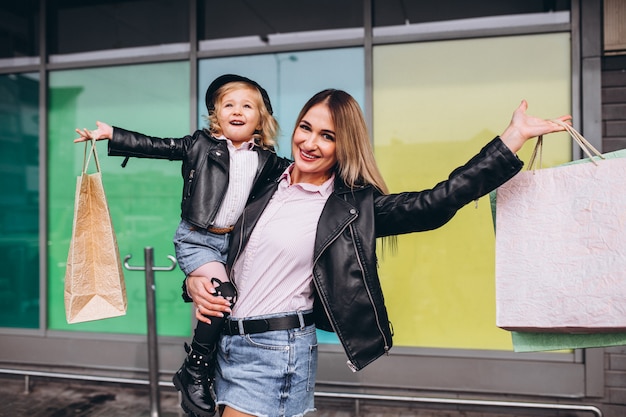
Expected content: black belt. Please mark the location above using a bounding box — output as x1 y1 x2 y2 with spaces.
223 312 315 335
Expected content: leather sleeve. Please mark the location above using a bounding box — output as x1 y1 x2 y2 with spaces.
374 137 523 237
108 126 196 161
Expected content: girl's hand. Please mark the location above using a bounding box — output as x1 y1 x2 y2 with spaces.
74 121 113 143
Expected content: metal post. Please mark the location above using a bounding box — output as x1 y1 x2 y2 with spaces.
144 248 160 417
124 247 177 417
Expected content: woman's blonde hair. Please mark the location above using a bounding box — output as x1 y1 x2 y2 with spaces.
206 82 279 150
293 89 388 193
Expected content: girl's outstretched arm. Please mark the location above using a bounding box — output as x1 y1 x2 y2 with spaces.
74 120 113 143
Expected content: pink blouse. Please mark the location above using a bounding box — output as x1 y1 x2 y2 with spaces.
230 165 334 318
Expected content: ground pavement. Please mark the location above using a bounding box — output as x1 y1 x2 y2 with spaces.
0 375 574 417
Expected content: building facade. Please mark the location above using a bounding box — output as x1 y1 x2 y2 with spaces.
1 0 626 415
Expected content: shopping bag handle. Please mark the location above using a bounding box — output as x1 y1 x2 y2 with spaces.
527 120 605 170
82 137 102 174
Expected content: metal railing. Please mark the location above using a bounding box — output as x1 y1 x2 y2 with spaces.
0 368 603 417
315 391 603 417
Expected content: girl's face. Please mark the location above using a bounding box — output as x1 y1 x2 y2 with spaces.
216 87 262 147
291 103 337 185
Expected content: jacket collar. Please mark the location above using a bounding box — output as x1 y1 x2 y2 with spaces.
332 172 370 195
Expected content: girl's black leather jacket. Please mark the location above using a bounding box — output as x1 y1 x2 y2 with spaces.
226 137 523 371
108 127 290 229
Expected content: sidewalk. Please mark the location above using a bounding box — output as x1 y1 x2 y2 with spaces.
0 374 556 417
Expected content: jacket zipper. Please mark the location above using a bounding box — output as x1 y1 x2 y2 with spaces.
186 169 195 197
347 222 391 356
311 219 356 371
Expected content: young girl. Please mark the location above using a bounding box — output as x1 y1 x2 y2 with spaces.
75 74 290 417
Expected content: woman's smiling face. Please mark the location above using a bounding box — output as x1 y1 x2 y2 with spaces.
290 103 337 185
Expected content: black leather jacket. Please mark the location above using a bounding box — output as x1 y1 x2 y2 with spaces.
108 127 290 229
226 137 523 371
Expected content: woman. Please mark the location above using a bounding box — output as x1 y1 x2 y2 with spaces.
184 89 571 417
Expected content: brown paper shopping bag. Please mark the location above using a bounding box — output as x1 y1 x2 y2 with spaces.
495 123 626 333
64 139 127 323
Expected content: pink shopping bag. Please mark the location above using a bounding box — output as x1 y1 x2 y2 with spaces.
495 124 626 333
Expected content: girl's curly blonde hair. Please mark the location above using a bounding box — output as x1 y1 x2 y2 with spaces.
205 82 279 150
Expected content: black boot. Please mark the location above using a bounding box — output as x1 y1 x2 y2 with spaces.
172 341 217 417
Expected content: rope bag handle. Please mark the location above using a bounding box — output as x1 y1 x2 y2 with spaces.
82 137 102 174
527 120 605 171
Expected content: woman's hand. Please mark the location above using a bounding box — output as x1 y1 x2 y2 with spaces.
186 275 232 324
500 100 572 153
74 121 113 143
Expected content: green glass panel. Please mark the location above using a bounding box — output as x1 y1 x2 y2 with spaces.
0 73 40 328
48 62 192 336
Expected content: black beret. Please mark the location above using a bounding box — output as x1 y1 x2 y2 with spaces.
204 74 273 115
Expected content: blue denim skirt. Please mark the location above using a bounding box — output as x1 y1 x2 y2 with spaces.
214 312 318 417
173 219 230 275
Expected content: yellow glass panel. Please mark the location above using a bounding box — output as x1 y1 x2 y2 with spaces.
373 33 572 350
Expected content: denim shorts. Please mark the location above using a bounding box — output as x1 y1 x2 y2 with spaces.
173 219 230 276
215 311 318 417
